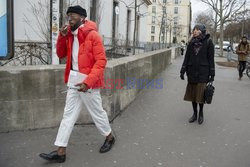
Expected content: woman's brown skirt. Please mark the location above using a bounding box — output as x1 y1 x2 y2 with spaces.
184 83 207 104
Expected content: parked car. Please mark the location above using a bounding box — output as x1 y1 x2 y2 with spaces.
223 41 230 51
215 42 237 51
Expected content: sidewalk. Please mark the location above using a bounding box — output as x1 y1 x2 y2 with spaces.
1 56 250 167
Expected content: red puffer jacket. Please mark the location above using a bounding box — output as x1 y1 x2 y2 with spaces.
56 20 106 89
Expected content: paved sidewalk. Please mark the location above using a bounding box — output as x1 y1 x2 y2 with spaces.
1 56 250 167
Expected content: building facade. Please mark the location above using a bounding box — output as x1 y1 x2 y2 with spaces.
14 0 152 43
147 0 191 44
9 0 152 65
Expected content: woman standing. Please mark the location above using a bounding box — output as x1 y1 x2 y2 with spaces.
180 24 215 125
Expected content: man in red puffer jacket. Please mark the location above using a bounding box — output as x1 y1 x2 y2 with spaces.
39 5 115 163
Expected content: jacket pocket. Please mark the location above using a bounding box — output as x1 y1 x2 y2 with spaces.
199 65 209 74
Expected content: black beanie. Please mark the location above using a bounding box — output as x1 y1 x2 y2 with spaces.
193 24 206 34
67 5 87 17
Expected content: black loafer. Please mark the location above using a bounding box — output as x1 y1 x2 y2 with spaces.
99 137 115 153
39 151 66 163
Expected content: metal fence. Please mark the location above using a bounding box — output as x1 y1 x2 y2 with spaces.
0 38 176 66
103 37 171 59
0 41 51 66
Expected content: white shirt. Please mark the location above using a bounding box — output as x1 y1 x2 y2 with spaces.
71 24 84 71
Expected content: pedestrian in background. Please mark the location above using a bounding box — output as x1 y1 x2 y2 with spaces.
39 5 115 163
181 40 186 56
236 35 250 80
226 42 234 62
180 24 215 125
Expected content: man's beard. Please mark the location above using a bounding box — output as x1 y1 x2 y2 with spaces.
71 21 82 31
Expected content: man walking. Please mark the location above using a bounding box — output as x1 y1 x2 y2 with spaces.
39 5 115 163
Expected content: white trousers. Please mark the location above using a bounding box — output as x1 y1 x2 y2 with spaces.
54 88 112 147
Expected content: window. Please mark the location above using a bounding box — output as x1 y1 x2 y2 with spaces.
151 36 155 42
151 26 155 33
161 36 164 42
173 28 177 35
174 16 178 25
174 7 178 14
163 6 166 14
152 6 156 13
175 0 178 4
163 0 167 3
152 16 156 24
0 0 14 59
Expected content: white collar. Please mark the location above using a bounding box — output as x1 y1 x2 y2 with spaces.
72 24 84 35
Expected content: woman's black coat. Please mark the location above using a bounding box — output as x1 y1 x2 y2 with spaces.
180 34 215 83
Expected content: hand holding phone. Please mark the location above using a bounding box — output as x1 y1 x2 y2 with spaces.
60 25 68 36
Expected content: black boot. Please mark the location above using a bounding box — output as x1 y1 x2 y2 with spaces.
189 111 197 123
189 102 197 123
198 104 204 124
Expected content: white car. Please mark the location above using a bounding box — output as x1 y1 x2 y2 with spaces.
223 41 230 51
233 43 238 51
215 44 220 49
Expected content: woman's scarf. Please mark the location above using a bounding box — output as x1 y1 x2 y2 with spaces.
191 34 205 55
239 41 249 51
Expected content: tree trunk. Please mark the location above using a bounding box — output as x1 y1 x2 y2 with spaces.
169 23 172 47
133 0 137 55
159 16 163 48
162 15 166 45
219 0 223 57
241 2 246 36
213 0 218 44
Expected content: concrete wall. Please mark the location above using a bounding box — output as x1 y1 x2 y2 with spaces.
0 48 175 132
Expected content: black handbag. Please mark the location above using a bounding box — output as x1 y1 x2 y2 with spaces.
204 82 215 104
